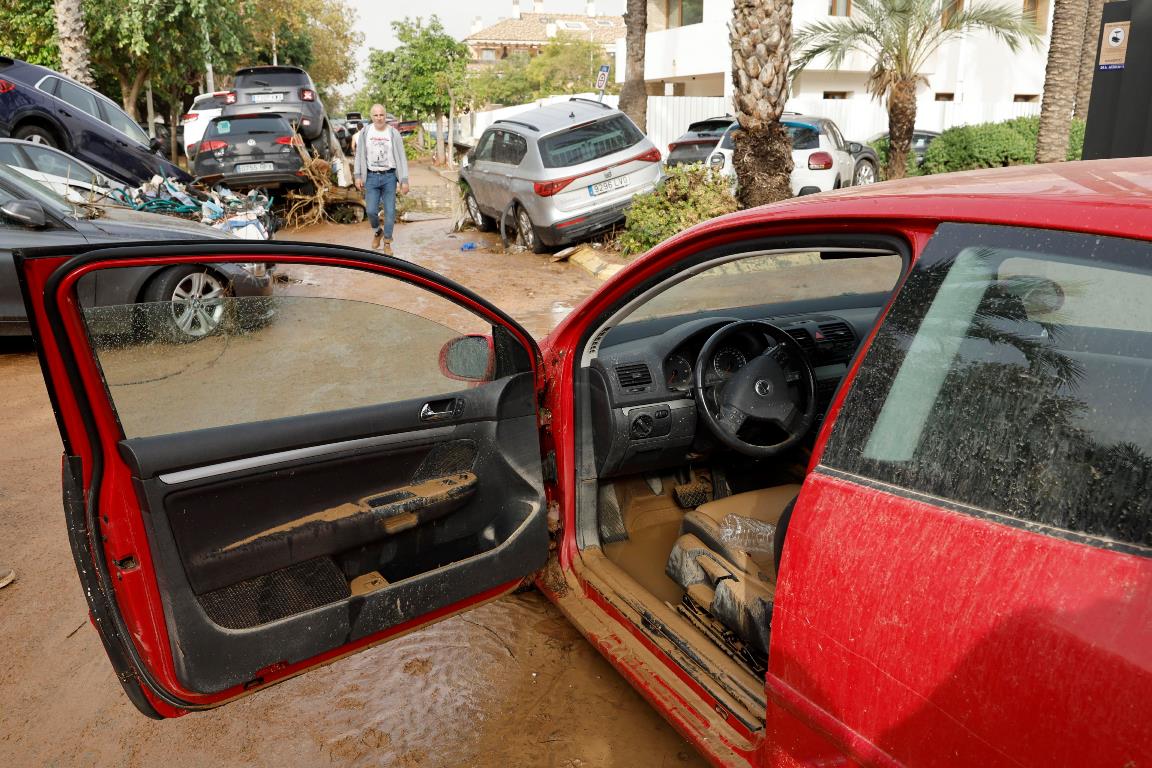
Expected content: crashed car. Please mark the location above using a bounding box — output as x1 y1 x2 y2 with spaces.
14 159 1152 767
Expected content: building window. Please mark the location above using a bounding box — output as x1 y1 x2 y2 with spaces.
559 20 588 30
935 92 955 101
481 49 497 62
823 91 851 99
1014 94 1039 102
666 0 704 28
942 0 963 26
829 0 851 16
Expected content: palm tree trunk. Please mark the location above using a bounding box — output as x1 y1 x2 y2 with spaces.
53 0 94 87
731 0 795 207
1037 0 1087 163
886 78 918 180
620 0 648 131
1074 0 1105 120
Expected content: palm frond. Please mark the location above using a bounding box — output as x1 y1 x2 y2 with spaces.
791 18 882 77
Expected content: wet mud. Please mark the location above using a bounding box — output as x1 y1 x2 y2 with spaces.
0 163 709 767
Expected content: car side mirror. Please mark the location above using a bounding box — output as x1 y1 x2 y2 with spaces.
848 141 863 154
149 137 163 153
439 335 495 381
0 200 47 228
462 150 473 168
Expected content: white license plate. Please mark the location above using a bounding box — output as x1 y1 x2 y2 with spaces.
236 162 275 173
588 175 629 196
251 93 284 103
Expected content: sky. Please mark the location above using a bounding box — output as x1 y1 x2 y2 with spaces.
341 0 626 90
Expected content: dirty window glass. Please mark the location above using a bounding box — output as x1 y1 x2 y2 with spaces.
620 251 903 324
539 115 644 168
79 263 520 439
825 224 1152 550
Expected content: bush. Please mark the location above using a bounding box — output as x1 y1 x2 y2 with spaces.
618 165 739 256
403 133 432 162
920 115 1086 175
869 135 922 179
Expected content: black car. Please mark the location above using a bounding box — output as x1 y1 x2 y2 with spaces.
223 66 328 152
665 116 735 167
0 57 189 185
0 162 272 339
192 113 307 190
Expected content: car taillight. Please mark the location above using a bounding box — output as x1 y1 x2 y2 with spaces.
274 135 304 146
300 88 315 101
224 91 237 105
667 142 680 152
200 139 228 152
635 147 662 163
181 112 198 123
808 151 834 170
709 153 725 169
0 79 16 94
534 179 571 197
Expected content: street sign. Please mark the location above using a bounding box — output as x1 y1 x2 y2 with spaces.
595 64 610 91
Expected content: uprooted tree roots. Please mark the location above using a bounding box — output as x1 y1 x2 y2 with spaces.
283 158 342 229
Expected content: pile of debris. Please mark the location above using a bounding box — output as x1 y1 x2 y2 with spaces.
106 176 274 239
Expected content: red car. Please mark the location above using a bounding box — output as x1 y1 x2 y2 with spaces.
15 158 1151 767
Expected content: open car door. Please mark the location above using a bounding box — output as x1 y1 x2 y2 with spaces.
17 242 549 718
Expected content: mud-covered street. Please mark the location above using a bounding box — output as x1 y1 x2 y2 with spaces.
0 165 709 768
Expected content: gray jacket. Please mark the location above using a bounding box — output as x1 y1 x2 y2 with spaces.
353 125 409 184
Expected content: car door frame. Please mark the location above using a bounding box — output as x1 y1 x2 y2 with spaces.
17 240 551 718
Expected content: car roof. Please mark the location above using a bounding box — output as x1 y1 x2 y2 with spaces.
492 99 623 136
671 159 1152 245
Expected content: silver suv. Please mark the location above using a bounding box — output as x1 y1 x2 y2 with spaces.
223 65 328 153
461 99 661 253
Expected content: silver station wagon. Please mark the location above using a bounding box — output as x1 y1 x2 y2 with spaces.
461 99 662 253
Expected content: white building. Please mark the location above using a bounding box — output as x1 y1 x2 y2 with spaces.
616 0 1053 140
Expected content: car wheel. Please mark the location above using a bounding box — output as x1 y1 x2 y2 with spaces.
13 124 59 148
465 188 496 232
142 266 230 342
853 160 877 186
516 205 547 254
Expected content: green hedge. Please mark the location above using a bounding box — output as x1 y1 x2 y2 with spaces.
920 115 1085 175
618 165 739 256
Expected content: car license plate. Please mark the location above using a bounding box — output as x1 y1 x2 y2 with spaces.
236 162 275 173
251 93 284 103
588 175 629 197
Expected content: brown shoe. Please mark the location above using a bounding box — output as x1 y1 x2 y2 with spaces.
371 230 383 250
381 238 394 257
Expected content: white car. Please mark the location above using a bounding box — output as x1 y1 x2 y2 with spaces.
709 115 875 195
179 92 230 160
0 137 123 203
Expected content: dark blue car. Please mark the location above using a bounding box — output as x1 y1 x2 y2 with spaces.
0 57 189 185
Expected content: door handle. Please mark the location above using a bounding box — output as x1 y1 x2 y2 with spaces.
420 398 463 422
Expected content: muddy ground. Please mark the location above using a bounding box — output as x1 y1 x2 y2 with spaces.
0 165 708 767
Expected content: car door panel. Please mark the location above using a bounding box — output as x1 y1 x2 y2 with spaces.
16 243 549 713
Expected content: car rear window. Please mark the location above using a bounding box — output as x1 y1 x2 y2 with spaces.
236 71 310 88
539 114 644 168
685 119 734 136
667 141 717 166
824 223 1152 552
718 123 820 151
207 116 292 136
194 94 230 110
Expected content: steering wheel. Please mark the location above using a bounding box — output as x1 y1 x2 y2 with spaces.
692 320 818 458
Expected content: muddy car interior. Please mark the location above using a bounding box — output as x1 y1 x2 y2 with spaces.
573 239 906 727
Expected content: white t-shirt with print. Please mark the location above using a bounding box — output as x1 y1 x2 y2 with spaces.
365 126 394 171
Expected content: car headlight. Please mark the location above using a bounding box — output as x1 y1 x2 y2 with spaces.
240 262 268 278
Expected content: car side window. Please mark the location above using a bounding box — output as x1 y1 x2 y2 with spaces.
77 263 532 439
0 143 26 166
474 131 496 162
54 79 101 119
825 122 845 150
23 145 97 184
99 101 149 144
824 223 1152 551
492 131 528 165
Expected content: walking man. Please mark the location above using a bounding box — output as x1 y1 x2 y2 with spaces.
353 104 409 256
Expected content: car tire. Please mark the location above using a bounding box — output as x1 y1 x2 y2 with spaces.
142 266 231 342
853 160 877 186
465 189 496 232
13 124 60 148
516 205 547 254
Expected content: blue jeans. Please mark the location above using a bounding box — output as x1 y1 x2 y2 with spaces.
364 169 397 238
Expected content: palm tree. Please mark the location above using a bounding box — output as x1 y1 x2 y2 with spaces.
731 0 796 207
619 0 648 132
53 0 95 86
793 0 1041 180
1037 0 1087 162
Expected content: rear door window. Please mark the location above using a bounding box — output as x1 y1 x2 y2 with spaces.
539 114 644 168
824 223 1152 551
237 71 309 88
55 79 100 119
785 123 820 151
491 131 528 165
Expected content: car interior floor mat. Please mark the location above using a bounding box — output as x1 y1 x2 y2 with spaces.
674 467 713 509
598 482 629 544
602 476 686 605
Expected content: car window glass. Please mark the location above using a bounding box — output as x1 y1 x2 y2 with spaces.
236 71 310 88
539 114 644 168
0 143 26 165
825 223 1152 550
785 124 820 151
474 131 496 162
620 251 903 324
492 131 528 165
825 122 845 150
208 116 288 136
23 145 97 184
719 126 737 150
194 94 229 110
77 263 525 439
55 79 100 119
99 101 150 144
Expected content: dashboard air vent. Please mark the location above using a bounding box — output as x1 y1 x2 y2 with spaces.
615 363 653 389
784 328 816 355
817 321 854 344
